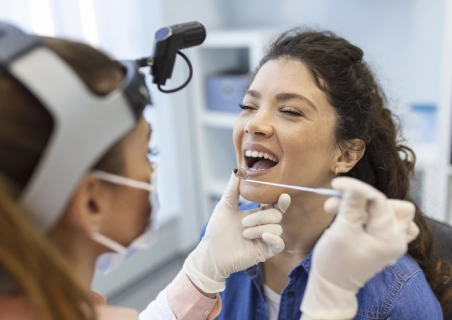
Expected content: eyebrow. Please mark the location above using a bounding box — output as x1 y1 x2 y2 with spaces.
246 90 318 111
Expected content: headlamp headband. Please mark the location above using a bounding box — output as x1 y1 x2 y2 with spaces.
0 21 151 230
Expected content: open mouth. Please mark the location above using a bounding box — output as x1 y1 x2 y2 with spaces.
245 149 279 171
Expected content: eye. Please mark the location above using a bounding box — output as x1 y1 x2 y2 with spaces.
280 106 305 117
239 103 256 111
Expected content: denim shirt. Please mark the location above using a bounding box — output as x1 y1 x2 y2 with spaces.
200 203 443 320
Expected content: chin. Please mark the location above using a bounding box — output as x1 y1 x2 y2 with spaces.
240 183 280 205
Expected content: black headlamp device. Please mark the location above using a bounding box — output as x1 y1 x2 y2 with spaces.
138 21 206 93
0 20 206 230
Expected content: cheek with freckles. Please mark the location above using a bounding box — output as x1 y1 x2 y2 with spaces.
278 125 336 185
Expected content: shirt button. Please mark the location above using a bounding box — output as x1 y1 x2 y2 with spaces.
287 291 295 297
203 310 211 317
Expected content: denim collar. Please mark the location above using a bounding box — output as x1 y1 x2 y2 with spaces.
244 250 313 281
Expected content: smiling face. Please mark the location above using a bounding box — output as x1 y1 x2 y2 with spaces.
233 58 340 204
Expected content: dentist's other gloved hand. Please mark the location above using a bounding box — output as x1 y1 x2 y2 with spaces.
300 177 419 320
183 173 291 293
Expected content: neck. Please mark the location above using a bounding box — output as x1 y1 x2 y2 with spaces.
262 192 334 294
279 192 333 255
48 226 100 291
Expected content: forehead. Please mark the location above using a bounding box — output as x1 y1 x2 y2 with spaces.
250 58 329 106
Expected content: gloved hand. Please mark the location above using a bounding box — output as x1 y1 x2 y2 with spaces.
300 177 419 320
183 172 291 293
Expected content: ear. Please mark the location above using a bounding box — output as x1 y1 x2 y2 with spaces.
65 175 111 235
333 139 365 174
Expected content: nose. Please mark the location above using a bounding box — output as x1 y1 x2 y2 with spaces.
244 108 274 137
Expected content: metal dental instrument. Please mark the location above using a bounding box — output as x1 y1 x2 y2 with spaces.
233 168 376 201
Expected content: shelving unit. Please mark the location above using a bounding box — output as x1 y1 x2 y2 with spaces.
189 29 275 222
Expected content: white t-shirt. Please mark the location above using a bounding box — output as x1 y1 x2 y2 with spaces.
263 284 281 320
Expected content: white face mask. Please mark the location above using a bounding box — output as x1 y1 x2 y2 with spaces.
91 163 160 274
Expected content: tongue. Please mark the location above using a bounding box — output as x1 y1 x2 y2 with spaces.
251 159 276 170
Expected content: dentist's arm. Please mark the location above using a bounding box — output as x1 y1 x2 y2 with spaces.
139 173 290 320
300 177 419 320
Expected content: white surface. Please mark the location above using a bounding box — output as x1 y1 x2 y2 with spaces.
202 28 279 48
202 111 239 129
263 284 281 320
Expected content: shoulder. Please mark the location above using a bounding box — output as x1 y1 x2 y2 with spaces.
0 296 43 320
355 255 442 319
97 305 139 319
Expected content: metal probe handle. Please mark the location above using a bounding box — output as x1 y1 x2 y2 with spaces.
233 168 375 201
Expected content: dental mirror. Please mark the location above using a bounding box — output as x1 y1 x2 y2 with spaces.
233 167 375 201
234 167 249 179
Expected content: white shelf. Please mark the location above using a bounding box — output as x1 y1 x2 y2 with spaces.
202 111 239 129
203 29 277 48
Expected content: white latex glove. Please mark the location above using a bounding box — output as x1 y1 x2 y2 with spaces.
300 177 419 320
183 173 291 293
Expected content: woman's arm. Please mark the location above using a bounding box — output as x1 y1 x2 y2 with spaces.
139 270 221 320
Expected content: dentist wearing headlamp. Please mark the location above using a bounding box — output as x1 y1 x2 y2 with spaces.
0 20 418 320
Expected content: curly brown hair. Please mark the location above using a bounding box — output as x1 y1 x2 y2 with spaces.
257 28 452 314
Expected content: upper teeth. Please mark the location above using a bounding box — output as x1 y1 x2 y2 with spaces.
245 149 278 162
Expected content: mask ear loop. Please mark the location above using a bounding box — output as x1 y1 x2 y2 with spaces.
88 170 155 255
91 233 127 254
90 171 154 192
69 207 127 254
90 164 158 248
